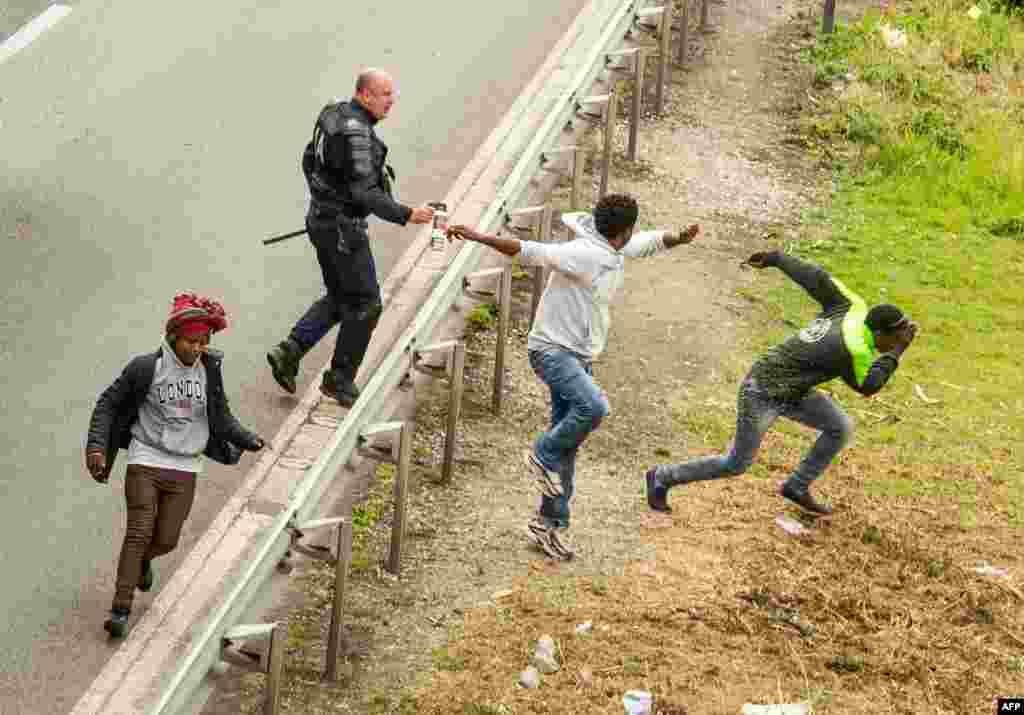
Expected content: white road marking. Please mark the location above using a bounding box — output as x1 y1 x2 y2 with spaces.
0 4 73 65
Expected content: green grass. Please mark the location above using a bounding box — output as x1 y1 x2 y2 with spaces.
773 0 1024 526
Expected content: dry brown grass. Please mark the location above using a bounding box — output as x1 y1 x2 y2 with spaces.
408 385 1024 715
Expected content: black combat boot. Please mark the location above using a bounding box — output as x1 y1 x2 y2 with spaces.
320 366 360 408
104 608 131 639
267 339 303 394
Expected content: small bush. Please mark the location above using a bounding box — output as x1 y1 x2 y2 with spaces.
466 303 498 331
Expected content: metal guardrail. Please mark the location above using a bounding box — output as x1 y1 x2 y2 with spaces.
151 0 662 711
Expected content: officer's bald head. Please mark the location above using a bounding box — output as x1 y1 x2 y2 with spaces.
356 69 392 94
354 69 396 120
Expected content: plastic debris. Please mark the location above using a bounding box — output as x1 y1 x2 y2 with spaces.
775 515 808 536
575 621 593 635
576 667 594 688
741 704 810 715
531 635 559 674
519 666 540 689
972 562 1010 579
623 690 653 715
531 650 559 674
878 23 908 49
967 5 983 19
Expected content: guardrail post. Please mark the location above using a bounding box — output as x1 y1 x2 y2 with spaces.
491 264 513 414
823 0 836 34
630 48 648 159
656 6 672 115
324 505 353 681
599 84 620 200
264 625 285 715
676 0 690 68
506 206 554 329
443 343 466 482
413 340 467 483
699 0 712 32
219 623 285 715
530 207 553 328
571 145 587 211
386 422 413 575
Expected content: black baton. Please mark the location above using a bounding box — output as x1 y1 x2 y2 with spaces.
262 228 308 246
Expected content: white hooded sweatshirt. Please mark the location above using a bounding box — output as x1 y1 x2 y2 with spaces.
519 212 667 360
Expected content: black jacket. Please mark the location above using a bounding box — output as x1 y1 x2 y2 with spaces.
85 348 261 481
301 100 412 225
749 253 900 402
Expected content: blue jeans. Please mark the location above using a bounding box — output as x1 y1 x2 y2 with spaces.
529 349 610 528
653 376 853 494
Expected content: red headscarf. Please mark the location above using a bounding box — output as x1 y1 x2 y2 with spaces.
166 293 228 337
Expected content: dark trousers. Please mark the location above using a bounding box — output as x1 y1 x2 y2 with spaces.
288 212 383 378
112 464 196 612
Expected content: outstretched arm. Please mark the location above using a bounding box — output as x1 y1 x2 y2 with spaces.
744 251 850 312
622 224 700 258
446 225 522 257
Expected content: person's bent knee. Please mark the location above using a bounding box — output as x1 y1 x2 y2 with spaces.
581 392 610 430
721 454 754 477
833 413 854 449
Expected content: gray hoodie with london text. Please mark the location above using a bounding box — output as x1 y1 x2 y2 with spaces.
130 342 210 458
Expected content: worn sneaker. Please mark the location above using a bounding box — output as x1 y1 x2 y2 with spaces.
779 483 833 516
137 560 154 592
645 468 671 513
526 519 574 561
104 608 130 639
267 340 301 395
320 369 360 408
525 452 563 498
547 527 575 561
526 519 560 558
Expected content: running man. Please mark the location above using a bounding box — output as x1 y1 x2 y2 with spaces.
645 250 918 515
447 194 699 559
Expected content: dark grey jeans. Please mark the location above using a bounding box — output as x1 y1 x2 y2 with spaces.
653 376 853 495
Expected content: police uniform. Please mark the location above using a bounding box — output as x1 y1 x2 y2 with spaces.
268 99 413 405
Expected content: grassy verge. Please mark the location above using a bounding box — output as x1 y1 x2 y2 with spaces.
780 0 1024 528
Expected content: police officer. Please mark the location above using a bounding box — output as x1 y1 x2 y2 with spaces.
267 69 434 406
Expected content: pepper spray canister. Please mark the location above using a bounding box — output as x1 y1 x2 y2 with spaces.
427 201 448 252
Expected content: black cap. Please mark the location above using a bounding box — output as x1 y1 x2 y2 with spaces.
865 304 907 333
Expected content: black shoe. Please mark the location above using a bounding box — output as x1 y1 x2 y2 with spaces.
645 469 672 513
267 340 302 395
320 369 360 408
779 483 833 516
104 608 130 639
138 560 154 592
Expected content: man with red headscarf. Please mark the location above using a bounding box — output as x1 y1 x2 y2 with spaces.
85 294 266 638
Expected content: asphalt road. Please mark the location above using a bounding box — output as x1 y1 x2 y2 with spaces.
0 0 586 711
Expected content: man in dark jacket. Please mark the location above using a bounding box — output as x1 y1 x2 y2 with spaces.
267 69 434 407
644 251 918 516
86 293 265 637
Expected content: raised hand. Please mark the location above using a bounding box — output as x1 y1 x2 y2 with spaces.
743 251 779 269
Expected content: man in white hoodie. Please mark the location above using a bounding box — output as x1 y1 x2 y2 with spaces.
447 194 699 559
